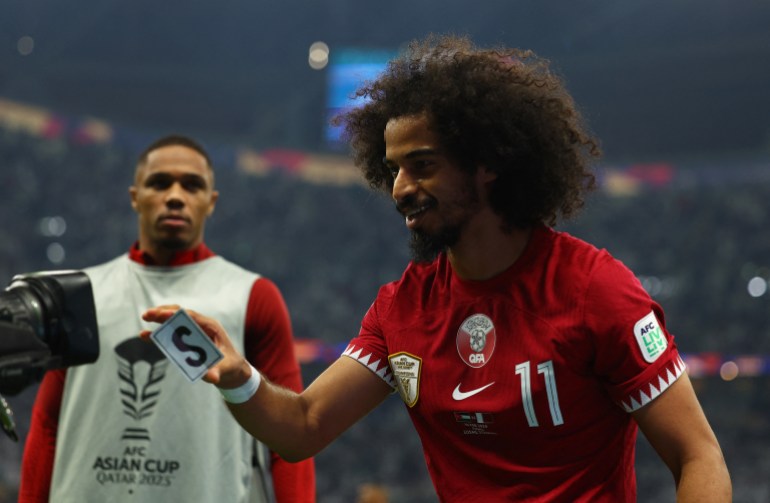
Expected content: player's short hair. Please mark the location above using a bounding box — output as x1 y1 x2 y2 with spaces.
137 135 213 170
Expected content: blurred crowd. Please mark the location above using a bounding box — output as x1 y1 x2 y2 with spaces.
1 125 769 501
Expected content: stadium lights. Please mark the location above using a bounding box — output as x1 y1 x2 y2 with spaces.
309 41 330 70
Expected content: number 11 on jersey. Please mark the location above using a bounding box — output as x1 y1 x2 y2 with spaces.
515 360 564 427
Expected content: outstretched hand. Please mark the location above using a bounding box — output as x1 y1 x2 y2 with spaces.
140 305 252 389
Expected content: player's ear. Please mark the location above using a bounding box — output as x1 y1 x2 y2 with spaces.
207 190 219 216
129 186 139 212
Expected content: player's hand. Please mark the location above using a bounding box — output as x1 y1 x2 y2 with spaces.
140 305 252 389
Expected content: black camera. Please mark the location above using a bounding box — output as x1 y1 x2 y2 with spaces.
0 270 99 396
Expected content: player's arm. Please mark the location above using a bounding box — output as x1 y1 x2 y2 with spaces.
243 278 316 502
142 306 392 462
229 356 390 461
632 372 731 502
19 368 66 502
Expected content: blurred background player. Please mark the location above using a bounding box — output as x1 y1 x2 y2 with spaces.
19 135 315 502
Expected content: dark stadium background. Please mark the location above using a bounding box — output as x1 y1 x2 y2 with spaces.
2 1 770 501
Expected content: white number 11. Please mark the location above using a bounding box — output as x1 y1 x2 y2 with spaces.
514 360 564 427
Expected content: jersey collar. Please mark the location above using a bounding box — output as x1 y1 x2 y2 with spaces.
128 242 216 266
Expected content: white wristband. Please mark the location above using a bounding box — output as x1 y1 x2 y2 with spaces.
219 364 261 404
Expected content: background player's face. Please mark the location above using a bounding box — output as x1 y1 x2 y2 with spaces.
385 113 492 261
129 145 218 253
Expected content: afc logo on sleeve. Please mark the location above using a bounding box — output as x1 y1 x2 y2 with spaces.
633 311 667 363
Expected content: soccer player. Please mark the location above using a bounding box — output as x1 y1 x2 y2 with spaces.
20 135 315 502
143 37 731 501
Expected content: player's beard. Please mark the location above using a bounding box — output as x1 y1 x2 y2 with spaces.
155 235 193 252
408 225 462 263
405 180 482 263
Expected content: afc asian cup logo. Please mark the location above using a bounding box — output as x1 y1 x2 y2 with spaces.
456 314 496 368
115 338 169 441
388 352 422 407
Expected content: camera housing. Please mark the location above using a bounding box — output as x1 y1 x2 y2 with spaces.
0 270 99 395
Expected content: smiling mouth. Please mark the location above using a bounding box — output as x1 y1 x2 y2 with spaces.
404 204 432 226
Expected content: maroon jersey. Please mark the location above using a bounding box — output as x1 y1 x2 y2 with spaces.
344 225 684 502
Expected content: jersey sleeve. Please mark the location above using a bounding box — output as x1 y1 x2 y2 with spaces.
18 368 66 503
341 284 396 389
583 254 685 413
243 278 316 503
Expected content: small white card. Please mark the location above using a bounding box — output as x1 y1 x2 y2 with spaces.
149 308 223 382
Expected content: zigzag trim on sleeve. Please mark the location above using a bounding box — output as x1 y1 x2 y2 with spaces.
620 355 687 413
342 344 396 388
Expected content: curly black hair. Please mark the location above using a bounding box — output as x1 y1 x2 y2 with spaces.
337 34 601 228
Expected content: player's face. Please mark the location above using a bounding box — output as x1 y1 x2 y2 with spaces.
129 145 218 253
384 114 489 261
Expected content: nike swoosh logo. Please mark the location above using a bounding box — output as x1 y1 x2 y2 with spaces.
452 382 495 401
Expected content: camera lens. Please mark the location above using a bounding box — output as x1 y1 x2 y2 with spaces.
0 271 99 395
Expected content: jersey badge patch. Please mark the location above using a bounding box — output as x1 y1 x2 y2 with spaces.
388 352 422 407
456 314 496 368
634 311 668 363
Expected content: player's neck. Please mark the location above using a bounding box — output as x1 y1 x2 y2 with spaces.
447 214 531 281
138 240 197 266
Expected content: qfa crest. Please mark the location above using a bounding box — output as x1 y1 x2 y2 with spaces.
388 352 422 407
456 314 496 368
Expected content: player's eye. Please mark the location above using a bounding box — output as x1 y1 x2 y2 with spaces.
182 177 206 192
145 175 172 189
383 160 399 179
412 159 434 171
